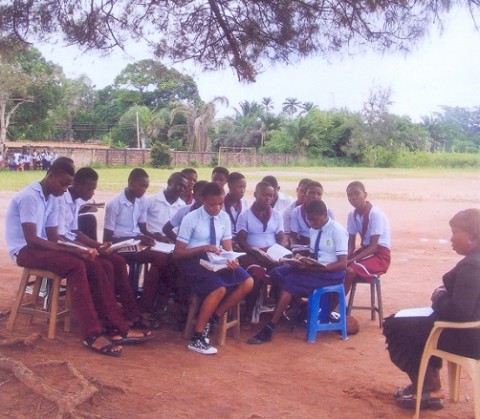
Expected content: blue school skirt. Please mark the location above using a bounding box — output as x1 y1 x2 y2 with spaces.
182 255 251 297
270 265 345 297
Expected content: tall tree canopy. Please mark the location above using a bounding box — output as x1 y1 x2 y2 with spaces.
0 0 471 82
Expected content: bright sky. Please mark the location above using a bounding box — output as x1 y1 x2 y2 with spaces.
37 7 480 121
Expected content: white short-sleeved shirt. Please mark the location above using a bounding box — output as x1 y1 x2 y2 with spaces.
236 208 284 248
5 181 59 258
223 197 249 234
309 218 349 265
169 204 196 229
177 206 232 248
57 189 83 240
347 205 391 249
282 200 299 234
146 189 186 233
104 190 147 238
291 205 335 239
273 191 295 215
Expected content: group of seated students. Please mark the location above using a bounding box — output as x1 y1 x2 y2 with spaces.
5 159 391 357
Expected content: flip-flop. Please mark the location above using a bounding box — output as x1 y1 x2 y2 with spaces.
396 392 444 410
83 335 123 357
112 330 153 345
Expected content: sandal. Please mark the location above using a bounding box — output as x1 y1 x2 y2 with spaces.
394 384 415 398
111 330 153 345
83 335 123 357
396 392 444 410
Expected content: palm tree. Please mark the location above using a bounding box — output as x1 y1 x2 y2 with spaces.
170 96 228 151
282 97 300 118
261 97 274 115
299 102 317 116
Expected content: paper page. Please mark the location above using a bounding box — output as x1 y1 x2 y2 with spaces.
266 243 292 261
151 242 175 254
109 238 140 251
394 307 434 318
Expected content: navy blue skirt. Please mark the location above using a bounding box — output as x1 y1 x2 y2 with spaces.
182 255 251 297
270 265 345 297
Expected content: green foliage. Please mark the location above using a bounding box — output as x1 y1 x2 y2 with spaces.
150 143 172 168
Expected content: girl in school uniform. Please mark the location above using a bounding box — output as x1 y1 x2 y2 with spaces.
223 171 249 239
174 182 253 355
344 181 391 295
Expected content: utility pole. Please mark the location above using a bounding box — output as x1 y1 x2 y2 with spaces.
136 111 141 148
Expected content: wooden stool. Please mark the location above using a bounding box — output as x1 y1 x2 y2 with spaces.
183 294 241 346
7 268 71 339
347 276 383 327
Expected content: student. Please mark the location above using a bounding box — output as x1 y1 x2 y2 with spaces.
344 181 391 295
174 182 254 355
5 159 123 356
180 168 198 205
283 178 313 240
290 181 335 245
163 180 209 243
223 171 249 238
236 181 287 323
146 172 187 242
58 167 152 341
103 168 170 319
247 199 348 344
211 166 229 190
262 175 295 214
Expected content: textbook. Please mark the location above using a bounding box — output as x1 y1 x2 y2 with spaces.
79 201 105 214
110 239 142 253
58 240 89 251
394 307 434 318
280 255 327 270
151 242 175 254
200 250 246 272
251 243 292 263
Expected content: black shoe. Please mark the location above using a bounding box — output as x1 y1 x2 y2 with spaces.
247 325 273 344
396 393 444 410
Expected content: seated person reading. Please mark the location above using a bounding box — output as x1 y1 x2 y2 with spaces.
344 181 391 295
5 159 123 356
103 168 170 321
180 168 198 205
223 171 249 242
58 167 151 341
283 178 313 247
174 182 253 355
247 199 348 344
236 181 288 323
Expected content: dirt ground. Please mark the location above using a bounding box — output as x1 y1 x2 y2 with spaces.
0 170 479 418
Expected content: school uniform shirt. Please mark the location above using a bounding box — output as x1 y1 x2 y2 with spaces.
104 190 147 238
309 218 349 265
282 200 298 234
5 181 59 259
169 203 195 228
146 189 186 233
273 191 295 215
347 205 391 249
291 206 336 239
57 189 83 241
177 206 232 248
236 207 284 248
223 197 249 235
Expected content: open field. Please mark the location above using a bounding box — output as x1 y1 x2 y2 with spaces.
0 167 479 418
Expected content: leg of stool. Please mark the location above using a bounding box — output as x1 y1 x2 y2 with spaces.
347 280 357 316
64 280 72 332
370 282 376 321
376 280 383 327
218 312 228 346
7 269 31 332
47 276 61 339
29 275 44 324
232 302 240 340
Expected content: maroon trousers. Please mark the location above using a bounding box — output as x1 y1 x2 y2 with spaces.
17 246 101 339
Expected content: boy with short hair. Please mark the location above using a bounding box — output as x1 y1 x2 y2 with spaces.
247 199 348 344
344 181 391 294
5 159 123 356
211 166 229 190
180 168 198 205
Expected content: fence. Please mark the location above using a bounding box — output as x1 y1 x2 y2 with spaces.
4 142 297 167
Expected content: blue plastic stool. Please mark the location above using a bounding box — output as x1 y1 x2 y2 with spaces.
306 284 348 343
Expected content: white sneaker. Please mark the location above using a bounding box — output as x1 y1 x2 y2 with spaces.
188 335 218 355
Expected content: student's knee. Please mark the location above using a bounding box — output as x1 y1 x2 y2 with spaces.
243 277 254 292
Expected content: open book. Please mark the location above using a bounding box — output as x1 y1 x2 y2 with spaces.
151 242 175 254
200 250 246 272
251 243 292 264
58 240 89 251
79 201 105 214
109 238 142 253
394 307 434 318
279 255 327 270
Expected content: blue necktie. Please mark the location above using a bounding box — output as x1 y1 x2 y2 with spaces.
313 229 322 260
210 217 216 245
